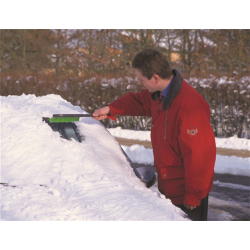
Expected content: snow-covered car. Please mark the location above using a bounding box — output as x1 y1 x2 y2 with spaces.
42 114 156 189
1 94 187 221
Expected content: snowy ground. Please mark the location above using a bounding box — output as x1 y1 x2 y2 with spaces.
1 94 186 221
108 126 250 151
108 127 250 177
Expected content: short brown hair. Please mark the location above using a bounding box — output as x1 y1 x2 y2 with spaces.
132 48 172 80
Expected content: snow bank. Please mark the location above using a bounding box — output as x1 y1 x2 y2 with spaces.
122 145 250 177
0 94 186 221
108 127 250 150
215 137 250 151
214 155 250 176
108 127 151 141
110 127 250 176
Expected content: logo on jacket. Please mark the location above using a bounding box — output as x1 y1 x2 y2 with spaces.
187 127 198 136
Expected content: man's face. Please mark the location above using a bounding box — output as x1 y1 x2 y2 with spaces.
135 69 157 93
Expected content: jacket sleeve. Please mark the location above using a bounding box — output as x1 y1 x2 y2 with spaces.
108 89 152 117
178 102 216 206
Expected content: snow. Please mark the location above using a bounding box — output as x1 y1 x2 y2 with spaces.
108 126 151 141
122 145 154 164
213 180 250 191
215 137 250 151
214 155 250 176
108 128 250 177
0 94 187 221
108 126 250 151
121 145 250 177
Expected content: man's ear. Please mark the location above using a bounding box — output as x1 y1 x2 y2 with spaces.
153 74 159 84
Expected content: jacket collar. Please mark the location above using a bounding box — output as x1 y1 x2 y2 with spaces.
151 69 183 110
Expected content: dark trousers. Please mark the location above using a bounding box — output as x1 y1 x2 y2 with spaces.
176 195 209 221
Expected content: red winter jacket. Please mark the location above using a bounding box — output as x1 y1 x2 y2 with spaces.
109 70 216 206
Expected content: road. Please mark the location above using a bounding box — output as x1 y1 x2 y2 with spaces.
115 137 250 221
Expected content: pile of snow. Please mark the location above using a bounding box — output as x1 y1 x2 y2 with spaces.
108 127 151 141
121 145 250 177
122 145 154 164
108 127 250 177
214 155 250 176
108 127 250 150
0 94 187 221
215 137 250 151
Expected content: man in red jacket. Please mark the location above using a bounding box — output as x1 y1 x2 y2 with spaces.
93 48 216 221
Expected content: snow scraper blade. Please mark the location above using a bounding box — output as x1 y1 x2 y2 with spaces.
42 114 156 188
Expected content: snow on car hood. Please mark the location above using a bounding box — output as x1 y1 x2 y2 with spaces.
0 94 187 221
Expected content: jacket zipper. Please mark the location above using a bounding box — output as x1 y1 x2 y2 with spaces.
153 96 169 139
152 95 162 126
164 109 169 139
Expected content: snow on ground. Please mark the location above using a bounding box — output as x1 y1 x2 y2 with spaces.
213 180 250 191
108 127 250 150
109 127 250 177
0 94 187 221
108 127 152 141
214 155 250 176
121 145 250 177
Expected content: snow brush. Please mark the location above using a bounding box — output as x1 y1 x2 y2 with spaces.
49 114 117 123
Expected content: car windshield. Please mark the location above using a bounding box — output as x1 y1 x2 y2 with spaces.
64 125 80 142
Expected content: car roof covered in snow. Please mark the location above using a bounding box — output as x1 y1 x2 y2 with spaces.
0 94 187 221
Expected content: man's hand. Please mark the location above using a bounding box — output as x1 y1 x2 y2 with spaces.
92 106 110 120
184 203 197 210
